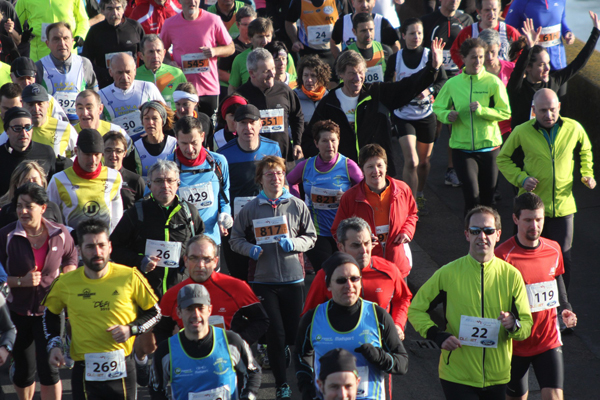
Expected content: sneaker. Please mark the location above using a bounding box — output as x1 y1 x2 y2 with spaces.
276 383 292 399
416 196 429 216
256 344 270 369
285 345 292 368
445 168 462 187
136 362 150 387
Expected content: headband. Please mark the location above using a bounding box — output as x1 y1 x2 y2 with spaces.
221 95 248 120
140 101 167 126
173 90 199 103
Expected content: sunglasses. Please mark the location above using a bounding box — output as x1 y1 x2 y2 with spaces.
334 276 361 285
468 227 497 236
9 124 33 133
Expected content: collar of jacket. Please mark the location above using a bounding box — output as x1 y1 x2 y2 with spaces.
459 67 488 82
13 217 64 239
533 116 564 132
353 176 397 202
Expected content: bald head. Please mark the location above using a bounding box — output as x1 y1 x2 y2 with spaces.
109 53 136 90
533 89 561 129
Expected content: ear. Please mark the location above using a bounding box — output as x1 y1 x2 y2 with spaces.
176 307 182 319
137 51 143 60
464 230 470 242
316 379 325 395
512 214 519 226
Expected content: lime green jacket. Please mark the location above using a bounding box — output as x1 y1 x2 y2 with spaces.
16 0 89 61
497 117 594 218
433 69 511 151
408 255 532 388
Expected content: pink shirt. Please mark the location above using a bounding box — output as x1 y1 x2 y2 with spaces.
161 11 232 96
32 238 49 272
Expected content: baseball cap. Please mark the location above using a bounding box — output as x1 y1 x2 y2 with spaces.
318 348 359 381
3 107 32 128
234 104 261 122
22 84 49 103
178 284 211 309
77 129 104 153
11 57 37 78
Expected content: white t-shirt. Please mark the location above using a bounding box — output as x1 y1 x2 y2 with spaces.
336 89 359 124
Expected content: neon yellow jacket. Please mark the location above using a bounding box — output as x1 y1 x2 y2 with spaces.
15 0 89 61
433 68 511 151
497 117 594 218
408 255 532 388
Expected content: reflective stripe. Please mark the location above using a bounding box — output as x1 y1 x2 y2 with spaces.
136 4 154 25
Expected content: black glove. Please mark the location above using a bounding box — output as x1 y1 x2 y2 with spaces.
354 343 382 365
21 27 34 43
73 36 84 48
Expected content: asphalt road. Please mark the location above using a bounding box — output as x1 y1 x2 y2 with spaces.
2 128 599 399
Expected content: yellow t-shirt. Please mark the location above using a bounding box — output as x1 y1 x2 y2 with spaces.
42 263 158 361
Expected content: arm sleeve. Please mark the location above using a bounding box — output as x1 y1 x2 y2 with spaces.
399 193 418 240
346 159 364 185
504 1 524 31
379 62 437 112
577 124 594 178
218 158 232 215
496 129 528 188
289 90 305 145
475 81 511 122
331 19 343 44
330 191 352 240
110 177 124 233
301 271 329 316
0 298 16 351
506 45 530 97
109 208 145 268
294 310 317 398
560 6 570 36
374 305 408 374
432 81 455 124
552 28 600 86
287 160 308 187
431 56 448 94
60 229 78 268
384 52 398 82
229 55 244 88
290 202 317 253
380 18 400 47
285 0 302 22
229 207 257 257
407 268 445 338
390 275 412 329
556 274 571 311
73 0 90 40
226 331 262 397
130 303 161 334
508 272 533 341
231 302 270 346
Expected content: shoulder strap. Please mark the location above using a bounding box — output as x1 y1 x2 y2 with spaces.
135 200 144 223
205 152 230 205
180 201 196 237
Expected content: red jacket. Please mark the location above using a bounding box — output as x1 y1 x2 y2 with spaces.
331 177 418 277
129 0 181 35
301 256 412 328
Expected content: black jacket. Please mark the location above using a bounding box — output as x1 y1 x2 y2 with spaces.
110 195 204 298
303 62 438 176
0 141 56 196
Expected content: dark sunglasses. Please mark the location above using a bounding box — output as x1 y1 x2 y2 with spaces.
335 276 361 284
468 227 497 236
9 124 33 133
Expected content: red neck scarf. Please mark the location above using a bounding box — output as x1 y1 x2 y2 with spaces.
73 157 103 179
176 146 206 167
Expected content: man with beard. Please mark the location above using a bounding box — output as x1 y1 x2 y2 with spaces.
42 218 160 400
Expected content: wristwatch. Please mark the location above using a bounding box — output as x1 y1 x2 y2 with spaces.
16 277 21 286
130 325 139 336
510 319 522 333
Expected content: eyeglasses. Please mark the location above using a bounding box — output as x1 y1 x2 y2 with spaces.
187 255 216 265
334 276 361 285
152 178 179 185
104 148 126 155
9 124 33 133
468 227 497 236
263 171 285 179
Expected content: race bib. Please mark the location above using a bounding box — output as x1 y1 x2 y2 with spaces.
234 196 255 218
529 101 535 120
105 52 133 69
443 49 458 71
307 24 333 47
113 110 143 136
538 24 561 47
458 315 501 348
179 182 215 209
526 280 559 312
145 240 182 268
54 91 77 115
188 385 230 400
181 53 210 74
253 215 289 244
208 315 226 330
41 23 50 42
310 187 340 210
85 349 127 381
365 64 384 83
375 225 389 246
203 0 217 5
259 109 285 133
356 366 370 398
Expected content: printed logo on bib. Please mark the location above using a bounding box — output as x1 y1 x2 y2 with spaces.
85 349 127 381
181 53 210 74
458 315 501 348
259 109 285 133
234 196 255 218
188 385 230 400
105 52 133 69
365 65 384 83
145 240 182 268
443 49 458 71
356 366 370 398
179 182 215 209
253 215 289 244
208 315 226 330
307 25 333 46
113 110 143 135
538 24 561 47
41 23 51 42
526 280 560 312
310 187 340 210
323 6 334 14
55 91 78 115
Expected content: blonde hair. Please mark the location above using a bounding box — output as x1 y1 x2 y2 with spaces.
0 161 48 206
